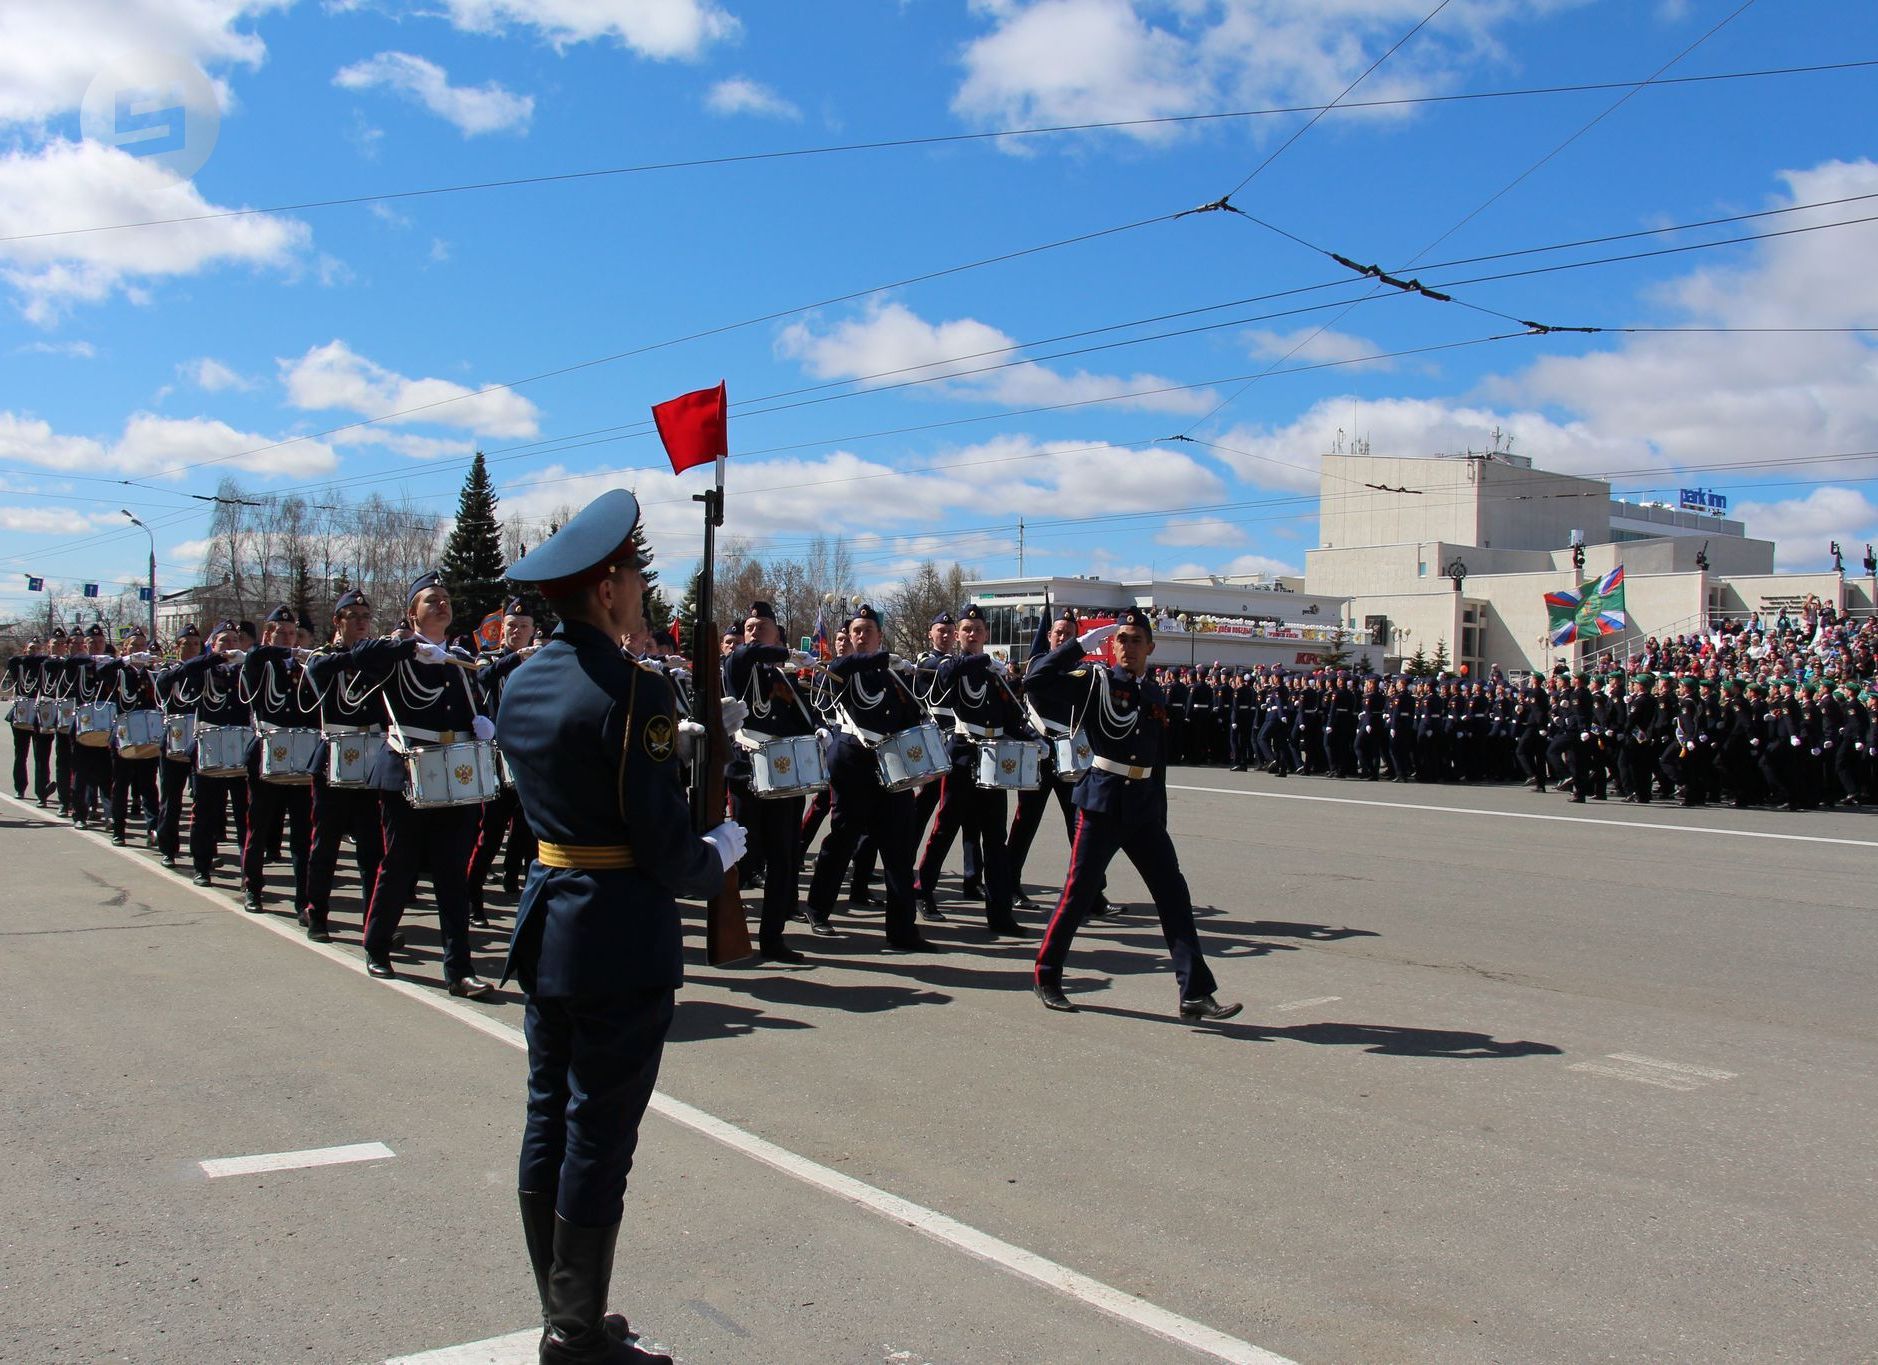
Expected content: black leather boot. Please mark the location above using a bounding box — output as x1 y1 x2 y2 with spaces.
519 1192 634 1344
540 1215 670 1364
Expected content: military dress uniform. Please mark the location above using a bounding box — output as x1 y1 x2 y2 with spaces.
499 488 732 1365
240 611 315 915
153 634 203 867
94 653 161 846
1007 610 1102 905
301 594 388 942
1026 609 1237 1018
6 644 41 799
468 621 540 925
166 631 253 884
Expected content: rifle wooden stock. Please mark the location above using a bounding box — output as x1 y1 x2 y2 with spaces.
692 617 755 966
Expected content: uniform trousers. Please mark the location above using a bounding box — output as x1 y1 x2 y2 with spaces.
72 742 113 821
305 778 383 929
111 753 159 841
1006 773 1078 884
805 740 918 942
31 730 53 802
1619 739 1658 802
521 989 674 1227
728 778 803 944
1035 805 1218 1001
54 730 74 811
916 766 1013 920
363 792 477 981
244 773 311 904
156 758 191 859
189 773 250 876
10 723 29 796
1353 723 1383 779
798 786 830 850
468 789 536 911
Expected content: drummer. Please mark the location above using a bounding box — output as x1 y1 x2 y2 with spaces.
240 605 316 919
94 637 162 848
1007 607 1105 911
467 597 540 929
344 570 497 998
802 604 935 953
68 624 115 830
6 635 42 802
724 599 818 963
153 623 202 869
913 604 1027 939
159 620 251 886
301 589 386 943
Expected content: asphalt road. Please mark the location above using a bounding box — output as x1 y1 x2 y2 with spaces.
1 769 1873 1364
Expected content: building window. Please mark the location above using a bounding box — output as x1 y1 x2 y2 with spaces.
1417 561 1427 577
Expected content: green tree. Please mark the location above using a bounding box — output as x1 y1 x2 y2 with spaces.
1430 637 1451 676
1316 623 1353 671
289 552 313 625
439 451 506 633
631 520 671 632
1407 643 1430 677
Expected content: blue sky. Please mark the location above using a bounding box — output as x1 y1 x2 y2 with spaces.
2 0 1876 620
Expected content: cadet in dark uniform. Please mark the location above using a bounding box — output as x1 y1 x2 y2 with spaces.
163 621 252 883
67 625 113 827
1007 608 1104 910
154 625 203 867
94 641 161 847
499 488 741 1365
7 637 43 799
1026 609 1240 1020
468 598 541 927
301 590 387 942
240 606 315 916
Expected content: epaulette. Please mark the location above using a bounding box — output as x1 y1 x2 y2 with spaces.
1069 668 1089 678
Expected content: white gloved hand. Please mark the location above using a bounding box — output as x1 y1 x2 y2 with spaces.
1077 623 1119 652
719 698 749 735
222 649 247 663
414 640 449 665
130 651 156 666
1580 732 1589 743
815 726 832 744
702 819 747 872
471 715 495 742
676 718 707 762
1790 735 1801 747
788 649 814 668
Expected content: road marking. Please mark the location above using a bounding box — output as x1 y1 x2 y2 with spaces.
1 792 1293 1365
1567 1053 1738 1092
1169 782 1878 848
386 1328 537 1364
199 1141 394 1178
1272 996 1342 1012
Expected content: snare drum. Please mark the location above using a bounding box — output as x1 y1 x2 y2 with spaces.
404 739 502 809
495 744 515 790
975 736 1042 791
113 709 164 759
1050 730 1093 781
36 698 59 731
163 712 196 762
194 723 252 777
873 722 946 793
75 701 118 748
258 727 320 785
6 698 30 729
57 698 77 730
325 730 385 788
745 733 828 798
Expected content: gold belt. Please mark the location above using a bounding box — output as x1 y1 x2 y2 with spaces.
536 840 635 870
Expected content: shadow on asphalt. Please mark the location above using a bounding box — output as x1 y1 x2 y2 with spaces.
1073 1002 1563 1058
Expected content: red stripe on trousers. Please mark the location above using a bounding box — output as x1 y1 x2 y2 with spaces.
1035 807 1087 980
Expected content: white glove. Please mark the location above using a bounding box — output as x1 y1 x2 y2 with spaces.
1077 623 1119 652
676 718 707 762
414 641 449 665
222 649 247 664
471 715 495 742
719 698 749 734
1790 736 1801 747
129 651 156 666
1580 732 1589 742
702 820 747 872
788 649 814 668
815 726 832 744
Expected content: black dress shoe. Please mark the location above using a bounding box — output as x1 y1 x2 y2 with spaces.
190 871 211 886
449 976 496 1000
110 833 127 846
881 935 936 954
366 954 396 979
960 878 982 899
1179 994 1243 1021
1034 979 1077 1012
307 923 333 944
160 854 177 869
758 942 807 964
468 907 491 928
915 891 947 923
243 891 264 913
986 917 1028 939
1012 891 1038 910
845 893 883 909
807 917 840 937
296 907 310 928
390 929 406 949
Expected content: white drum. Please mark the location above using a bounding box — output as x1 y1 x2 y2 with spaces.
495 745 515 790
36 698 60 731
75 700 118 748
746 733 828 798
325 731 385 788
57 698 77 729
873 722 946 793
1051 730 1094 781
6 698 30 729
163 712 196 762
404 739 502 809
195 723 252 777
975 737 1042 792
258 727 320 785
113 709 164 759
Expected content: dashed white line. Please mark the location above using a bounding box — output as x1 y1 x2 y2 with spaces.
1567 1054 1737 1092
1272 996 1342 1012
1169 782 1878 848
198 1140 394 1178
385 1328 537 1364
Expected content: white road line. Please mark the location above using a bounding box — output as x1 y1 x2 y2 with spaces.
1567 1054 1737 1092
199 1141 394 1179
1168 782 1878 848
1271 996 1342 1012
386 1328 537 1364
0 792 1293 1365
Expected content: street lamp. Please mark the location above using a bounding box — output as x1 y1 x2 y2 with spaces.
122 510 155 641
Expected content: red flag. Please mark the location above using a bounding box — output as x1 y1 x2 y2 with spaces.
652 382 728 474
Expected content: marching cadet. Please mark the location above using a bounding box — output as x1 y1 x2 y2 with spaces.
301 590 385 943
1292 674 1324 775
1621 674 1659 803
911 611 978 911
68 625 115 828
1326 672 1357 777
497 488 740 1365
343 571 496 997
1830 683 1865 805
1353 675 1386 780
6 635 41 800
468 598 542 928
723 599 817 962
1259 675 1296 776
240 606 315 916
161 621 252 885
914 603 1027 939
1026 608 1240 1020
153 624 202 867
94 638 161 848
803 604 935 952
45 628 76 815
1007 608 1100 908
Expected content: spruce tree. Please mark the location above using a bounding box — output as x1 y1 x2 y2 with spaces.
440 451 507 631
1431 637 1451 676
631 520 672 632
1407 643 1430 676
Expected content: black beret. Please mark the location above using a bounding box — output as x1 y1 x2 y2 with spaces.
238 620 257 638
502 597 531 617
178 622 199 636
211 619 238 637
960 605 986 623
1120 606 1153 635
1053 607 1078 625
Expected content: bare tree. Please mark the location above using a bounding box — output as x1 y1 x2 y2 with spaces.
882 559 966 656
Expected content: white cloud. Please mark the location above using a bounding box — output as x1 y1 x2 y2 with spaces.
955 433 1226 518
1246 326 1393 370
0 409 337 479
777 299 1215 415
181 356 254 391
952 0 1557 141
432 0 740 58
1731 488 1878 570
333 430 478 461
333 52 534 136
0 139 309 322
168 536 213 569
704 77 801 120
0 0 282 127
280 340 540 437
0 505 116 534
1157 515 1246 547
14 339 97 359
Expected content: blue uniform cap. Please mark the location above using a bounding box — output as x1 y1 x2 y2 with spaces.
406 569 443 608
332 589 369 615
749 600 777 621
507 488 646 588
264 604 294 624
503 596 531 617
930 611 954 626
959 604 984 623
